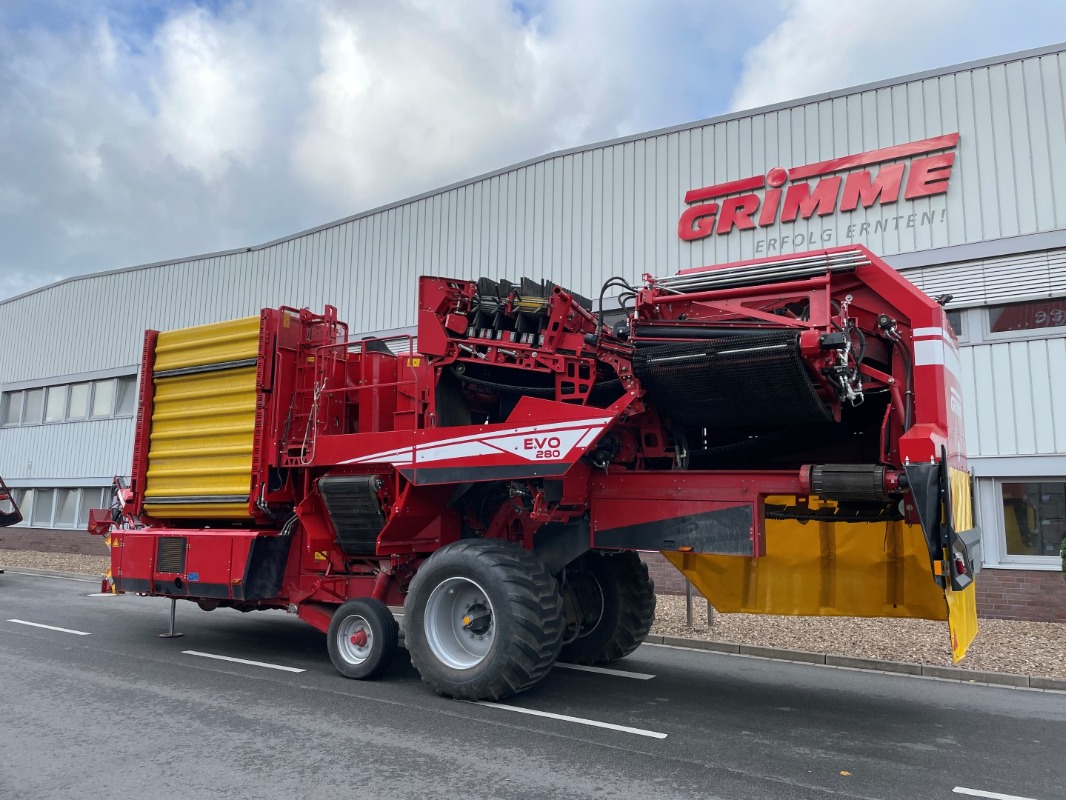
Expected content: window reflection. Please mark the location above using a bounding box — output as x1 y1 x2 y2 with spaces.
1003 481 1066 557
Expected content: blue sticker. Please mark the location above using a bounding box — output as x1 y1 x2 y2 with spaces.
187 572 199 581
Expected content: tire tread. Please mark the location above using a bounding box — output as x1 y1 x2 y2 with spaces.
405 539 564 700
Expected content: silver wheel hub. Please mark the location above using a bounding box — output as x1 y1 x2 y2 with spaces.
424 577 495 670
337 614 374 665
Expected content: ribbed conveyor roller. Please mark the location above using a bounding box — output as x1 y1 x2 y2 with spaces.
318 475 387 555
632 331 832 429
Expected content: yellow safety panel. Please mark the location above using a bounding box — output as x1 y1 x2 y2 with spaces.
144 316 263 518
143 501 251 519
153 315 261 372
663 497 979 663
144 365 257 512
946 581 978 662
950 467 974 532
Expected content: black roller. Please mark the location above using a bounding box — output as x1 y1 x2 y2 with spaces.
632 331 831 429
318 475 386 555
810 464 890 501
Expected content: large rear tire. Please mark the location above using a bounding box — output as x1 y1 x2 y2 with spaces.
405 539 564 700
559 551 656 665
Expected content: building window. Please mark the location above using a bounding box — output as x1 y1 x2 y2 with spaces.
1002 481 1066 559
5 486 111 529
116 376 137 416
1 391 22 425
44 386 66 423
91 379 115 417
68 383 90 420
945 310 963 338
31 488 55 526
54 488 79 527
24 388 44 424
988 298 1066 334
0 374 137 428
12 488 26 517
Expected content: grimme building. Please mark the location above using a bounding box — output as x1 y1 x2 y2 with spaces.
2 44 1064 620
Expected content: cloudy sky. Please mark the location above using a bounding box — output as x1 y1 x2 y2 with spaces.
1 0 1064 301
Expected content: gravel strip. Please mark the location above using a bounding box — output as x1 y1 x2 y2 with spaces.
0 551 110 575
5 550 1064 679
652 594 1066 679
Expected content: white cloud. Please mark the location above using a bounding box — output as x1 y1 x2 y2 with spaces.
290 0 711 210
730 0 1066 112
730 0 965 111
0 0 761 302
0 0 1060 302
152 8 267 180
293 2 547 206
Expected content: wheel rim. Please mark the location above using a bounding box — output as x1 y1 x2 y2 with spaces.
424 576 495 670
337 614 374 665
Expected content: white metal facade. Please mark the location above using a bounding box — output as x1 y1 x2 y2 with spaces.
1 44 1065 570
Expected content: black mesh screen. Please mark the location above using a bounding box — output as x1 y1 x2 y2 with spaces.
156 537 187 574
632 331 831 429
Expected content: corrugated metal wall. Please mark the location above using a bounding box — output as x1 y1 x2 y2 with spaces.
0 419 135 485
960 337 1066 458
1 46 1065 485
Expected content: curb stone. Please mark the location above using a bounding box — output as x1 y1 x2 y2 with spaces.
652 634 1066 691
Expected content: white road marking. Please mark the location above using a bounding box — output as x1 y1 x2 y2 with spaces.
86 592 119 597
7 619 91 636
474 701 667 739
4 571 100 584
182 650 305 673
953 788 1038 800
555 662 655 680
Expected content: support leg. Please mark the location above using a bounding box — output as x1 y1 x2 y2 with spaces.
158 597 184 639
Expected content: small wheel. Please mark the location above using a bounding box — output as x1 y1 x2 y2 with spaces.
559 551 656 665
405 539 564 700
327 598 399 680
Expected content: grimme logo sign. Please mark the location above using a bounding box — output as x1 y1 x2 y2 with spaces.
677 133 959 249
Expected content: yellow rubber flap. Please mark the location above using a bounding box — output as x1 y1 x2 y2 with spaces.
950 467 974 533
664 517 949 620
144 315 262 519
663 505 978 662
946 581 978 662
154 315 261 372
143 365 257 517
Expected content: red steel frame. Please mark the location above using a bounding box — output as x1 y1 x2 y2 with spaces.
97 245 968 631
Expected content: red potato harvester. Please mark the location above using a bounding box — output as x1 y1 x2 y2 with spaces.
88 245 980 700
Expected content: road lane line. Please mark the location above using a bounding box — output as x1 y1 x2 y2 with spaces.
474 701 667 739
7 619 91 636
86 592 119 597
555 662 655 680
182 650 305 673
953 788 1038 800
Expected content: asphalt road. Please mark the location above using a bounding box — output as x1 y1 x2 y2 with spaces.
1 569 1063 800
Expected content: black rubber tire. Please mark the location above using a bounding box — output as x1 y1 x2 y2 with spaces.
326 598 399 680
559 551 656 665
404 539 564 700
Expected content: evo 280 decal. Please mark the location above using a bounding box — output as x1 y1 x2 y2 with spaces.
340 417 615 467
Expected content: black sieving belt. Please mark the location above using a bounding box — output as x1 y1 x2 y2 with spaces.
632 331 832 429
